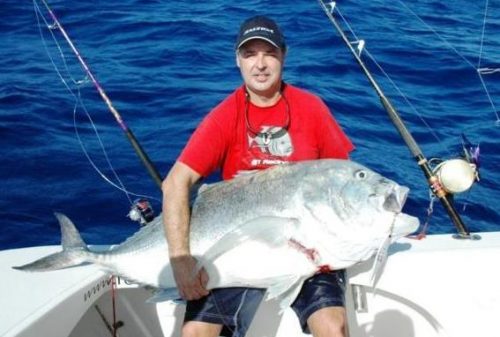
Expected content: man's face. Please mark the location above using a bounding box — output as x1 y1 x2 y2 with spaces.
236 39 285 98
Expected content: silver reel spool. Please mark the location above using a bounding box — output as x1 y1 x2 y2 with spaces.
433 158 479 194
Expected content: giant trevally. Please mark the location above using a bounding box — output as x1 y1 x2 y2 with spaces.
14 159 419 308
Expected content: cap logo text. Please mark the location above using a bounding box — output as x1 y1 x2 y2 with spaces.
244 26 274 36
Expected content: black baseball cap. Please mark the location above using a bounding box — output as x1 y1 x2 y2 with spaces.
235 16 286 51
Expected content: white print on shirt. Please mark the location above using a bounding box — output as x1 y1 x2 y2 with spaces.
247 126 293 157
250 158 287 166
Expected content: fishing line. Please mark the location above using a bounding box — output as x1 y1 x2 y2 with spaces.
33 0 83 91
385 0 491 224
33 0 160 205
332 4 450 156
396 0 499 123
363 48 450 156
331 0 492 218
73 92 157 203
477 0 489 70
34 0 137 204
320 0 475 237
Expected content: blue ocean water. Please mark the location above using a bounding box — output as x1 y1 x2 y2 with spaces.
1 0 499 249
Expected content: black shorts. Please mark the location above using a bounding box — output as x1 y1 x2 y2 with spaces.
184 287 265 337
291 271 346 333
183 270 345 336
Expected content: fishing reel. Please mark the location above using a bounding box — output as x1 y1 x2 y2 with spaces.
128 198 155 225
430 136 480 195
432 159 478 194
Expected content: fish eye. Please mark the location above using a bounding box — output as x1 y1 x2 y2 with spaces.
354 170 367 180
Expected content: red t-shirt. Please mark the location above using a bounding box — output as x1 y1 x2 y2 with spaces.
179 83 354 180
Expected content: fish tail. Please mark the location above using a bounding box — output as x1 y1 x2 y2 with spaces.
13 213 92 272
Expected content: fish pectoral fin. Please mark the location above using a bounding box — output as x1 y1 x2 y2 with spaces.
146 288 181 303
265 274 306 313
278 278 307 314
197 217 300 271
265 275 300 300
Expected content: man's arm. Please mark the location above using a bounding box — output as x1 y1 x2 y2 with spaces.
162 161 209 300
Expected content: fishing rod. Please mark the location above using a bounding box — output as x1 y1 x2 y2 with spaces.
38 0 163 190
319 1 479 239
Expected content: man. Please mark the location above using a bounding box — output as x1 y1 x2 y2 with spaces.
162 15 354 337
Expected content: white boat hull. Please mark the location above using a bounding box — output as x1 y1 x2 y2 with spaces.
2 232 500 337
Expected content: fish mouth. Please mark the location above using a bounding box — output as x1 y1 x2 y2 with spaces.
392 212 420 238
382 186 419 239
382 186 409 213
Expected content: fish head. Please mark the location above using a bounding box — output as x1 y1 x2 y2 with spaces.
318 160 419 242
299 160 419 269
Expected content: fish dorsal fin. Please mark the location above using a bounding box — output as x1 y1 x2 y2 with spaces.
13 213 90 271
196 217 300 273
54 212 87 250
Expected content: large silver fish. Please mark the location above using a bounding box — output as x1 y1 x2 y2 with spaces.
14 159 419 308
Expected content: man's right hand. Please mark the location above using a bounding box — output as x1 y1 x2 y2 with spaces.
170 255 209 300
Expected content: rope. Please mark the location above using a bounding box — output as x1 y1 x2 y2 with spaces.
111 276 118 337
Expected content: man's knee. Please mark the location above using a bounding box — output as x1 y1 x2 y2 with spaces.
307 307 346 337
181 321 222 337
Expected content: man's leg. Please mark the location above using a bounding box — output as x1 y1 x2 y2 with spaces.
307 306 346 337
182 288 265 337
181 321 223 337
291 271 346 335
